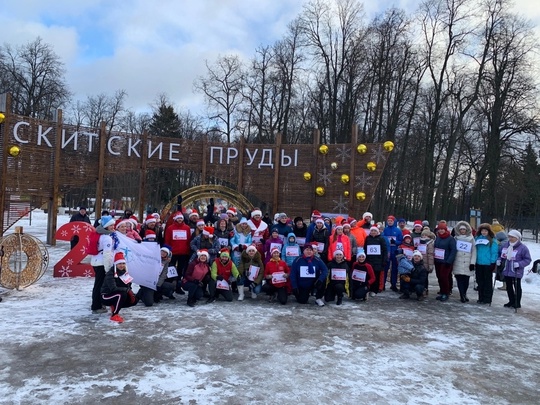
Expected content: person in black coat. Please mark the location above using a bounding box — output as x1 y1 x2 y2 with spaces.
101 252 138 323
399 250 428 300
364 226 388 295
69 206 91 249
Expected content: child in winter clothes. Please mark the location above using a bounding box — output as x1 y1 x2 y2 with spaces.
283 233 301 268
399 234 415 258
262 247 290 304
349 251 375 301
264 229 284 264
325 250 350 305
101 252 138 323
453 221 477 303
399 251 428 300
396 249 414 276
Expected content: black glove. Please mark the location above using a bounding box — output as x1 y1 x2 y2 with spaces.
216 275 224 281
314 280 323 289
469 264 475 271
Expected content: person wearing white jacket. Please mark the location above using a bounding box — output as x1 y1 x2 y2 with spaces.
453 221 477 303
90 216 117 313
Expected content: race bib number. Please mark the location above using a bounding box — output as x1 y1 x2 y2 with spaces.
416 244 427 254
434 248 445 260
317 242 325 253
252 236 262 244
475 239 489 246
300 266 316 278
272 272 287 284
352 270 366 282
403 248 413 259
167 266 178 278
218 237 229 247
456 241 472 253
331 269 347 281
336 242 344 251
367 245 381 255
247 265 260 281
216 279 230 290
119 273 133 284
413 237 421 247
285 246 299 257
172 230 187 240
296 237 306 246
270 243 282 253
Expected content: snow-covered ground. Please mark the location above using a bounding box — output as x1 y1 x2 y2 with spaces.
0 211 539 405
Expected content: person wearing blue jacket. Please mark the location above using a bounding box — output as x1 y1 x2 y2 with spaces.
474 223 499 305
290 242 328 306
382 215 403 292
434 224 457 301
499 229 531 309
283 233 301 267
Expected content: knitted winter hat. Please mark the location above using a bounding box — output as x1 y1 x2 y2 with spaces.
219 248 230 258
100 215 115 229
363 212 373 219
507 230 522 240
114 252 126 265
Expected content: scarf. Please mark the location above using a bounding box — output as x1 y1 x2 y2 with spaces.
506 241 517 261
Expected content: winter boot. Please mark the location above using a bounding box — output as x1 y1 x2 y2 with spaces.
336 296 343 306
238 285 245 301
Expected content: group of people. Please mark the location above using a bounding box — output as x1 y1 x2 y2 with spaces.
79 204 532 323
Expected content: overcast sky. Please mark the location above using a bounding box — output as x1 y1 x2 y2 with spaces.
1 0 538 116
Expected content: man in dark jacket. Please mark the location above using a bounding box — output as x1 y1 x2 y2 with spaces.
290 242 328 306
69 206 91 249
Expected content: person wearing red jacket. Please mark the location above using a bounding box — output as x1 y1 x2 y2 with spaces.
182 249 211 307
262 247 290 304
327 224 352 262
349 251 376 301
208 248 240 303
164 211 192 294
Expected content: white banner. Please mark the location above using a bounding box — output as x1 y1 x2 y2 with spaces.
115 233 162 290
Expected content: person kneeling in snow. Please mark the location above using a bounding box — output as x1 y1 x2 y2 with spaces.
182 249 211 307
349 251 375 301
262 247 290 304
290 242 328 306
399 250 428 301
101 252 138 323
325 250 350 305
207 248 240 303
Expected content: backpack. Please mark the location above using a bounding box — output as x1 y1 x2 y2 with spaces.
86 231 101 255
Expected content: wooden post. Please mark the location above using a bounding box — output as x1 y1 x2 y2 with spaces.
349 124 358 215
272 133 282 213
237 136 245 194
47 109 62 245
201 135 208 184
310 129 320 213
0 93 11 235
138 130 148 222
95 121 107 220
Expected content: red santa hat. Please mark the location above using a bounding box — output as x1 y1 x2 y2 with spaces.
226 207 237 216
363 212 373 219
348 217 357 225
403 234 412 240
251 208 262 217
128 218 138 229
311 210 322 218
152 213 160 220
143 230 156 240
114 252 126 265
315 218 325 225
116 219 131 229
203 226 214 237
413 220 423 228
333 249 344 257
387 215 396 222
145 215 157 224
173 211 184 221
369 226 380 235
246 245 257 253
197 249 210 260
219 247 230 258
188 210 199 219
270 247 281 256
196 219 205 226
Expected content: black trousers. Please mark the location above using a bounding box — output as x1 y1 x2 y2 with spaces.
183 280 205 302
454 274 471 298
351 282 369 300
324 282 345 302
261 283 288 304
505 276 522 307
294 282 324 304
208 279 233 301
476 265 493 303
91 265 106 310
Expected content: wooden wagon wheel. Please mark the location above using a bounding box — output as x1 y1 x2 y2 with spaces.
0 233 49 290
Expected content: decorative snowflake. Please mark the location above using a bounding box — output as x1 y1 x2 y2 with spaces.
355 172 374 188
317 168 333 186
370 144 387 164
67 258 74 265
83 269 93 277
336 145 351 163
80 246 87 255
61 230 68 237
71 224 81 234
332 196 348 213
59 266 72 277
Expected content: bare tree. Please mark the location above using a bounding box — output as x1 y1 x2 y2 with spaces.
0 37 70 119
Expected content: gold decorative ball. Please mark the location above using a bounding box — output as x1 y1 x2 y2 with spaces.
303 172 312 181
315 186 325 196
0 112 5 124
366 161 376 172
383 141 394 152
330 162 338 170
340 174 350 184
357 144 367 154
8 145 20 157
356 191 366 201
343 190 350 197
319 145 329 154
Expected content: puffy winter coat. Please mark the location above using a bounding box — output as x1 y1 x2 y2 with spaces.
283 233 302 267
500 240 532 279
475 235 499 266
364 235 388 272
434 230 457 264
453 221 477 276
290 255 328 290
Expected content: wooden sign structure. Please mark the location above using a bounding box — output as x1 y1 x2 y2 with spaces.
0 95 393 241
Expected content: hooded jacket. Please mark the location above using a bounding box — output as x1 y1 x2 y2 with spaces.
453 221 477 276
